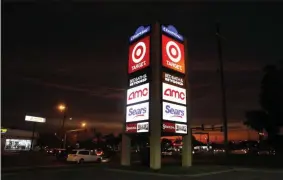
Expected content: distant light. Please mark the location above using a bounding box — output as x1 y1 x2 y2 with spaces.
1 128 7 133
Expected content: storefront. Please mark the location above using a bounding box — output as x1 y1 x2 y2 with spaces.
1 128 39 151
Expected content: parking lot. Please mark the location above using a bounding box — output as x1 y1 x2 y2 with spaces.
2 164 283 180
3 151 283 170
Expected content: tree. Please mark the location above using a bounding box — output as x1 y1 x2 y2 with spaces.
244 110 268 133
244 62 283 140
103 133 116 148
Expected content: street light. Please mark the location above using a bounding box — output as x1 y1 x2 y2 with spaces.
81 122 86 128
58 104 66 112
58 103 67 148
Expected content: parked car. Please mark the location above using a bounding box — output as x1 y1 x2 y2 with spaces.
55 149 69 161
162 149 173 156
66 149 101 164
257 148 276 155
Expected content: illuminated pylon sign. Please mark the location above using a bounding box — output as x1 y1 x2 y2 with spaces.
122 23 191 170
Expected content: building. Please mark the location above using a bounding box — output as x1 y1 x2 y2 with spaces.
191 122 262 143
1 128 39 152
162 122 263 143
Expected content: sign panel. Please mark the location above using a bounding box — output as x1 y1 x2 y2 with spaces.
128 36 150 74
162 83 186 105
162 101 187 123
127 83 149 105
162 72 184 87
25 115 46 123
175 123 187 134
126 123 137 133
162 122 175 133
162 122 187 134
129 73 148 87
137 122 149 133
126 102 149 122
125 121 149 133
130 26 151 43
161 25 184 42
162 34 185 74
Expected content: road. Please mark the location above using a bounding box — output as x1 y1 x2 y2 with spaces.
3 152 283 169
2 165 283 180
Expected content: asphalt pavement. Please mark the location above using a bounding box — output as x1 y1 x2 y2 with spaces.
2 165 283 180
2 152 283 180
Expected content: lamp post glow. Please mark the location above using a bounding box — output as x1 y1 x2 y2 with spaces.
58 104 67 148
81 122 86 128
58 104 66 112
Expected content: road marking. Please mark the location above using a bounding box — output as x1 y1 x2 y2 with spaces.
2 173 17 177
186 169 237 177
106 168 178 177
238 168 283 174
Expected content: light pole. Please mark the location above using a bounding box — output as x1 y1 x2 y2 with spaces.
58 104 67 148
63 122 87 149
216 22 228 154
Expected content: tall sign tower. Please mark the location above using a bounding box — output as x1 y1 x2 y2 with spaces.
121 23 192 169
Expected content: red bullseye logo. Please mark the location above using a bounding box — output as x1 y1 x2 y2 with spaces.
166 41 181 63
132 42 146 63
162 35 185 74
128 36 150 74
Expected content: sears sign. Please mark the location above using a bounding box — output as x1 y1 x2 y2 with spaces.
162 82 186 105
162 102 187 123
126 102 149 122
127 83 149 105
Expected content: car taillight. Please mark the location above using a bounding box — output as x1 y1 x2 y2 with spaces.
96 151 103 156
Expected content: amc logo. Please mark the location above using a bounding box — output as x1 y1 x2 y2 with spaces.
127 83 149 105
162 83 186 105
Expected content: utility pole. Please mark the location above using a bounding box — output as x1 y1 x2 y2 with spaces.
61 111 67 148
216 22 229 154
30 122 36 151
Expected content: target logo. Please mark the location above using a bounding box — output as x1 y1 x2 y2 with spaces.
128 36 150 74
162 35 185 74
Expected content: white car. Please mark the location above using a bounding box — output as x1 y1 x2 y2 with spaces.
67 149 101 164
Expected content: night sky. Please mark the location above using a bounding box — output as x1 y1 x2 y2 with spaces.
2 2 283 134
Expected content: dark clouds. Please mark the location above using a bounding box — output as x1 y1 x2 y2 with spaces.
2 3 283 133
